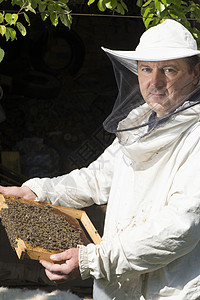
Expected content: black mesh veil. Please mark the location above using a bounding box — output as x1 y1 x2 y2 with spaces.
102 48 200 145
103 52 145 134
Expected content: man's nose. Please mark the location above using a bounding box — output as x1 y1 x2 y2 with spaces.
150 70 165 89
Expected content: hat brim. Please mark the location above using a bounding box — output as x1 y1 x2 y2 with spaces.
102 47 200 61
102 47 200 75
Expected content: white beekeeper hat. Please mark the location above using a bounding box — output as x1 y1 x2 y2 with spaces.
102 19 200 74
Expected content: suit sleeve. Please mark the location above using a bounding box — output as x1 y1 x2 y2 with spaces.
22 138 119 208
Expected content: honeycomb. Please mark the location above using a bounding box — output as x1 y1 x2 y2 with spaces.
0 196 83 252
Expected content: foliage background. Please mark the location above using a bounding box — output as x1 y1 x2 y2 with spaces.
0 0 200 63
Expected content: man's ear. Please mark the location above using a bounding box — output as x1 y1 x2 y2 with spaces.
192 62 200 85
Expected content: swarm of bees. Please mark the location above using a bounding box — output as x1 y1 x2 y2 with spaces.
0 196 83 252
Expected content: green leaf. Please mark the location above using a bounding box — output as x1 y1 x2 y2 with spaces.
39 3 47 12
16 22 27 36
150 17 161 27
173 0 181 5
48 4 54 12
60 13 71 28
181 1 188 4
25 4 36 14
50 13 59 26
191 27 200 42
104 0 118 9
23 12 30 25
5 27 17 41
144 13 154 28
11 0 23 5
41 12 49 21
0 13 4 23
189 5 200 18
193 26 200 33
115 3 125 14
59 0 69 4
164 0 173 4
136 0 143 7
97 0 106 11
30 0 37 9
169 13 179 20
5 13 12 24
155 0 165 12
53 3 61 12
111 0 118 9
57 0 69 8
11 14 18 25
0 25 6 36
5 31 9 41
143 0 153 7
159 8 168 18
5 13 18 25
88 0 96 5
0 48 4 63
169 7 186 19
142 7 151 18
105 1 113 9
121 0 128 11
155 0 160 10
66 13 72 27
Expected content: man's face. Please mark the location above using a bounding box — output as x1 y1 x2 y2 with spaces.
137 58 200 117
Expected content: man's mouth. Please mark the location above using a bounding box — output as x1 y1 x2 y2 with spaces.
150 91 166 97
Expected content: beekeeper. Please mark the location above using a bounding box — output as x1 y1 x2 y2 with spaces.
1 19 200 299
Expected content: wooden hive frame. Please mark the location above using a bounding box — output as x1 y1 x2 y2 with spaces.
0 194 102 263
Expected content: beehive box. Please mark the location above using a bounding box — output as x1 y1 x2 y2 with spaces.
0 194 102 263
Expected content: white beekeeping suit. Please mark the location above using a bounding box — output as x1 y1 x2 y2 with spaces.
23 20 200 299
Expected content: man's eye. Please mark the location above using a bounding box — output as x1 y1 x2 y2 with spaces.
142 68 151 72
164 68 176 73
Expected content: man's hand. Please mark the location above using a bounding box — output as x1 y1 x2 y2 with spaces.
40 248 80 283
0 185 37 200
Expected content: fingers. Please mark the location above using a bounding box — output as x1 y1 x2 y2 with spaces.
40 258 72 274
50 250 71 262
0 185 21 196
39 248 80 283
0 185 14 195
40 260 66 273
0 186 36 200
40 259 71 281
50 248 79 263
45 267 69 282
